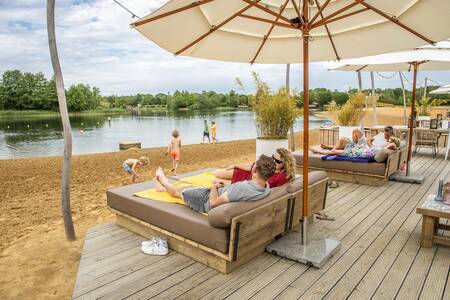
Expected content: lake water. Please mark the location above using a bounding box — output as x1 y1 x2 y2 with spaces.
0 110 327 159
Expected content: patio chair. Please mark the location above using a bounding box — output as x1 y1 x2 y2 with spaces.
414 128 439 158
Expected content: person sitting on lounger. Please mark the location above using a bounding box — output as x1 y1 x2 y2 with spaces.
153 155 276 213
212 148 295 188
367 125 399 151
311 128 368 156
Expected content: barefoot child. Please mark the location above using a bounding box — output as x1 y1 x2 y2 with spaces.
211 121 217 144
166 129 181 175
122 157 149 183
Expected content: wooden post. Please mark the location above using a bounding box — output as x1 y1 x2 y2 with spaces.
399 71 408 126
370 71 378 126
47 0 75 240
406 62 419 177
357 71 362 91
423 77 428 99
287 63 295 151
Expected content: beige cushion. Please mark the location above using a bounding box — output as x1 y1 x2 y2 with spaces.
286 171 328 193
107 175 229 253
374 149 395 163
208 186 289 229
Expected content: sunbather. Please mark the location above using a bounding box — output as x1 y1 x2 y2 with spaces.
153 155 276 213
367 126 399 151
212 148 295 188
311 128 368 156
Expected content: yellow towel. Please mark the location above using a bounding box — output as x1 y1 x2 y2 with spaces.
133 172 216 215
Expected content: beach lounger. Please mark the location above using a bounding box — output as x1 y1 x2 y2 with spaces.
107 169 328 273
293 143 407 186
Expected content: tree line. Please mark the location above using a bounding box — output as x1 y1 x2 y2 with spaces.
1 69 448 112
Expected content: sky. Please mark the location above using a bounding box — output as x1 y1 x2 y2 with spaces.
1 0 449 96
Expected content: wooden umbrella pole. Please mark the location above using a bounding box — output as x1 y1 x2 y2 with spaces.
301 12 310 246
406 62 419 176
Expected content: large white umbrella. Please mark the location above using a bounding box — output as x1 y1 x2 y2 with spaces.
430 84 450 95
332 47 450 180
131 0 450 266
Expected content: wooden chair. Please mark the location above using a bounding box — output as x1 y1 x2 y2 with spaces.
414 129 439 158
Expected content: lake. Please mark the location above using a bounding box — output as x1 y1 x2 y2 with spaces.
0 110 327 159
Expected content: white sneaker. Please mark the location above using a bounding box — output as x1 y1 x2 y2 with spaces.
141 238 169 256
141 238 157 247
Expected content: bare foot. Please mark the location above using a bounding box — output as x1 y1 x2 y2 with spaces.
310 146 321 154
153 177 167 192
320 143 333 150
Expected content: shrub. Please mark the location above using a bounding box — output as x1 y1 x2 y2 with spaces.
328 91 366 126
250 72 302 139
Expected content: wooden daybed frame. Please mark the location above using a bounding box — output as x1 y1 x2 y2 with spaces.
110 175 328 274
296 147 408 186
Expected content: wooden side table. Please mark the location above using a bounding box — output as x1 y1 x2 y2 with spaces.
416 195 450 248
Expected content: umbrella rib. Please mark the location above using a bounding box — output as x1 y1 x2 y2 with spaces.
309 0 332 24
239 14 298 29
311 1 359 27
355 0 435 45
313 0 339 60
175 0 262 56
311 7 369 28
250 0 290 64
240 0 295 25
356 64 369 72
290 0 303 25
132 0 215 27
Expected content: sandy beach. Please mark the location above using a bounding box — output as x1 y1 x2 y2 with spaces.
0 106 447 299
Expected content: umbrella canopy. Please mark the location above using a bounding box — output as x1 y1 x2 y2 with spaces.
330 46 450 177
430 84 450 95
131 0 450 247
332 48 450 72
132 1 450 64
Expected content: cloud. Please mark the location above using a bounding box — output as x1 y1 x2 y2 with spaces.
1 0 449 96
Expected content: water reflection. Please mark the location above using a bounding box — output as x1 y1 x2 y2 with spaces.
0 110 327 159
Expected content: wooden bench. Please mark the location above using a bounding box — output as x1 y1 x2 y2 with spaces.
119 142 141 150
416 195 450 248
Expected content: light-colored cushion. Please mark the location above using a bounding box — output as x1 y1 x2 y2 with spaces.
374 149 395 163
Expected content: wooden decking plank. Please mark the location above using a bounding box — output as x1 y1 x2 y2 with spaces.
419 220 450 300
275 157 442 299
325 161 450 299
83 230 135 253
85 222 116 237
83 225 128 244
79 254 191 299
127 263 207 299
74 252 174 298
175 254 277 299
223 259 295 300
347 218 422 300
296 158 447 299
151 268 218 300
372 164 450 299
78 236 143 271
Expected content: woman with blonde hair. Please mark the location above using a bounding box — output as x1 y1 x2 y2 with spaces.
213 147 295 188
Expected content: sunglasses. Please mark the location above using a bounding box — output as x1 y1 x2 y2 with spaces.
272 154 283 164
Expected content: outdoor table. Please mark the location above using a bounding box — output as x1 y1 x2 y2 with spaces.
416 195 450 248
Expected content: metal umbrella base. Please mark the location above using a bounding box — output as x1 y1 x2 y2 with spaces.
390 171 424 184
266 231 341 269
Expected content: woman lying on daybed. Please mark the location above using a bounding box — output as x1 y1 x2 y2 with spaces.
311 127 400 158
212 148 295 188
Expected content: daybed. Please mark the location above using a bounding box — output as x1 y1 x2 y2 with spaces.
293 145 408 186
107 169 328 273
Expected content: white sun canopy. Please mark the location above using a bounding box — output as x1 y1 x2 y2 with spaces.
430 84 450 95
331 48 450 72
132 0 450 64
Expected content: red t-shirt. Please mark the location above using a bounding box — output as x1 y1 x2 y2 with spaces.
231 166 289 188
267 172 289 188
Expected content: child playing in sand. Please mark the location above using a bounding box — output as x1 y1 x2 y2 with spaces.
166 129 181 175
122 157 149 183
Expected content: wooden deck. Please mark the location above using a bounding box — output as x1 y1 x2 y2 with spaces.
73 151 450 300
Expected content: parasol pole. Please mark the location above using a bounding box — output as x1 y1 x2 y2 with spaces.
406 62 419 176
399 71 408 126
301 3 310 246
